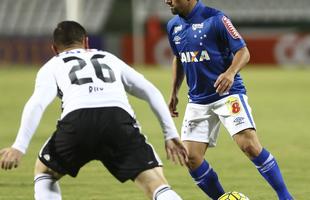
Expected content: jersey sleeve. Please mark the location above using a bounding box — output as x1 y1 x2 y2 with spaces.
113 56 179 140
215 15 246 54
12 64 57 154
166 20 180 56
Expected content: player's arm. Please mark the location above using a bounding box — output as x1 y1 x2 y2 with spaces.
0 66 57 170
165 20 185 117
169 56 184 117
214 46 250 94
118 58 188 165
214 15 250 95
121 64 179 141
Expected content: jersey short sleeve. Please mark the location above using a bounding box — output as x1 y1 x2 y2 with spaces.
214 15 246 54
166 18 180 56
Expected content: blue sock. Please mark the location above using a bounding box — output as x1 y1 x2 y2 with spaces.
189 160 225 200
252 148 293 200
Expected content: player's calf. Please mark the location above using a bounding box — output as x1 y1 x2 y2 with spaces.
153 185 182 200
34 173 61 200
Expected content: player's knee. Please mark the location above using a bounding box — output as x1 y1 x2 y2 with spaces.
242 143 258 157
34 159 63 180
134 167 169 198
235 129 262 158
239 139 262 159
187 154 204 170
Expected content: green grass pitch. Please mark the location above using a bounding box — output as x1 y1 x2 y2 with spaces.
0 66 309 199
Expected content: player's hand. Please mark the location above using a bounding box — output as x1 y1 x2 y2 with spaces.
214 71 235 95
165 137 188 166
168 95 179 117
0 147 24 170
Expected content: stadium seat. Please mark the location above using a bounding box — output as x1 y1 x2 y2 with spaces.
0 0 114 36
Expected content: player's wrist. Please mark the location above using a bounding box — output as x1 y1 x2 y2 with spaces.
11 143 27 154
164 131 180 141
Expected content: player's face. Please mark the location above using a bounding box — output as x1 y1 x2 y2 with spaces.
165 0 193 17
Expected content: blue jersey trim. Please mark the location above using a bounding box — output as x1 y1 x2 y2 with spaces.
239 94 254 127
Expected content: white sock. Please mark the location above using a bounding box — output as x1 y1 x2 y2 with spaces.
34 173 61 200
153 184 183 200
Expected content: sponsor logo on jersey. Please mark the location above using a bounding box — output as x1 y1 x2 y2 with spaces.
233 117 245 126
226 96 241 114
89 85 104 93
192 23 204 30
173 36 181 44
179 50 210 63
222 16 241 39
173 25 182 34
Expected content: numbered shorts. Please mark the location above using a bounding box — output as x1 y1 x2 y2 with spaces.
38 107 162 182
181 94 256 147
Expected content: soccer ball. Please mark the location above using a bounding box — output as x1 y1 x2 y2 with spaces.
218 191 249 200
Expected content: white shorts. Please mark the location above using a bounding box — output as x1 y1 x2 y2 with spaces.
181 94 256 147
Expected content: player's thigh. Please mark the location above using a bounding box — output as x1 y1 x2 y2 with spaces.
216 94 256 137
181 103 221 147
134 167 168 197
99 109 162 183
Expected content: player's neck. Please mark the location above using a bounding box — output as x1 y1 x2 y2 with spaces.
59 45 85 53
181 1 197 18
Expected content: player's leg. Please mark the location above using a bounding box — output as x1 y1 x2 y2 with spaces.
181 103 225 199
34 158 64 200
219 94 293 200
33 109 92 200
184 141 224 200
97 108 183 200
134 167 182 200
233 129 293 200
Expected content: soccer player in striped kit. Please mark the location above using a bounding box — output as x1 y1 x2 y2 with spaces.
164 0 293 199
0 21 187 200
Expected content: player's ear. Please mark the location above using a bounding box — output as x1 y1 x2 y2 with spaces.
51 44 59 55
84 37 89 49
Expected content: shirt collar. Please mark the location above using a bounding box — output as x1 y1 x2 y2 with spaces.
59 48 86 56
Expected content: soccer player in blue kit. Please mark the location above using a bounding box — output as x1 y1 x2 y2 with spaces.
164 0 294 199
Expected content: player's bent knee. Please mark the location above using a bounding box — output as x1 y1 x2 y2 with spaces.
234 130 262 158
183 141 208 170
187 155 204 170
134 167 168 198
241 143 261 158
34 158 63 180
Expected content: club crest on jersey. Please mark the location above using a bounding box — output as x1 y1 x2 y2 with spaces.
222 16 241 39
179 50 210 63
226 96 241 114
192 23 204 30
173 25 182 34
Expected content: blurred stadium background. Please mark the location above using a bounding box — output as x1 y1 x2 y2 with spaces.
0 0 310 199
0 0 310 67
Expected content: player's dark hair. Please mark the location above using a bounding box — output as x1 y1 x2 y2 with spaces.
53 21 87 47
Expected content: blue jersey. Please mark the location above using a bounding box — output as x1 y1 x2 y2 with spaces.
167 1 247 104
